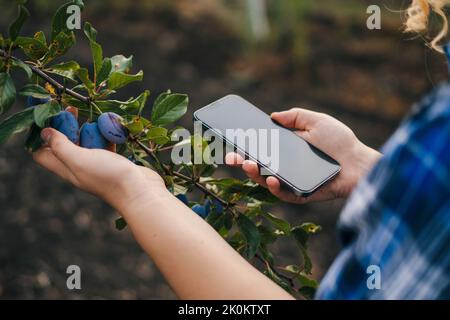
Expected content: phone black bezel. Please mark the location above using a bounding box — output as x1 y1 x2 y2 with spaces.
193 95 341 196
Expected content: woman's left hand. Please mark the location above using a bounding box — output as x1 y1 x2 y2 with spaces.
33 128 166 212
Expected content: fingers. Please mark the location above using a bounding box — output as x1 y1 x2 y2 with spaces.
32 147 79 184
264 176 307 203
271 108 323 131
40 128 85 169
225 152 244 167
225 153 268 187
242 160 267 187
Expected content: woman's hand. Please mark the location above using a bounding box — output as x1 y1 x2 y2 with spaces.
226 108 382 204
32 128 293 300
33 128 166 212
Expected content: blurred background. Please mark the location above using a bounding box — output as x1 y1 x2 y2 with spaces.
0 0 447 299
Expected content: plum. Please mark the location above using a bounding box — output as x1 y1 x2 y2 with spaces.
191 204 208 219
80 122 108 149
176 194 189 205
97 112 128 144
50 111 80 144
27 96 50 107
204 199 224 214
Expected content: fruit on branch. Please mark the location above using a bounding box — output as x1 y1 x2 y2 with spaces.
50 111 80 144
26 96 50 108
205 199 224 214
176 194 189 205
191 204 208 219
80 122 108 149
97 112 128 144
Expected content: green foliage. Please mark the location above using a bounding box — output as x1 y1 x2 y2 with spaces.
0 0 321 299
0 73 16 114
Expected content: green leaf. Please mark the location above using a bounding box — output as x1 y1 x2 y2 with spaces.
107 70 143 90
282 265 300 274
95 90 150 116
261 212 291 235
115 217 127 230
25 124 43 152
76 68 94 91
258 225 277 245
11 59 32 79
96 57 112 85
9 5 30 41
263 264 291 292
46 61 80 81
147 127 169 144
0 107 34 145
83 22 103 79
33 31 47 45
110 55 133 73
245 184 279 203
298 286 316 300
43 31 76 65
151 93 188 126
0 73 16 115
237 214 260 259
153 90 170 107
51 0 84 41
291 226 309 248
33 101 61 128
124 116 148 135
300 222 322 234
19 84 50 99
15 36 48 60
297 273 318 289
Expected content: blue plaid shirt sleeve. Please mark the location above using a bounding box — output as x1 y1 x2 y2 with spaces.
315 63 450 299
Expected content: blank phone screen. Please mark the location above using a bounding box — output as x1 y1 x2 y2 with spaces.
194 95 341 194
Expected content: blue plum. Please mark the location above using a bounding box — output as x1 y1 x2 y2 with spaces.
176 194 189 205
49 111 80 143
204 199 224 214
97 112 128 144
191 204 208 219
80 122 108 149
27 96 50 108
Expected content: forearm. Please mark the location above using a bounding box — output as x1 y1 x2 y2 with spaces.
116 188 293 300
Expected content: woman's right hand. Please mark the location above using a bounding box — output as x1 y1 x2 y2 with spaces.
226 108 382 204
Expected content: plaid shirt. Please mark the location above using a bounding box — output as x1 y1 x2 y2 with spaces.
316 51 450 300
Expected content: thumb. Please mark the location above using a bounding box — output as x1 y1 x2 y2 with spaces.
271 108 323 131
41 128 81 166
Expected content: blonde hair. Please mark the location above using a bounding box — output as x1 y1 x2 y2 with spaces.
405 0 450 52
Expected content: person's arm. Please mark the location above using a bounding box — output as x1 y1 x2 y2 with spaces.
33 128 293 300
226 108 382 204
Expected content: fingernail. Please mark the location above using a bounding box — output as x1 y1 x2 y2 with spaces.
40 128 52 144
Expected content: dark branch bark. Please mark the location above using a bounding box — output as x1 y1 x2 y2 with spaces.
0 49 90 104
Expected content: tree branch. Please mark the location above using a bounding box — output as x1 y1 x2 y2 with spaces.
0 49 90 104
133 137 229 207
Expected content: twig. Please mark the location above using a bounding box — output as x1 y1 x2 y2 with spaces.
133 137 229 207
0 49 90 104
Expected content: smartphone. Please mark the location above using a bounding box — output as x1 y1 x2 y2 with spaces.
193 95 341 196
